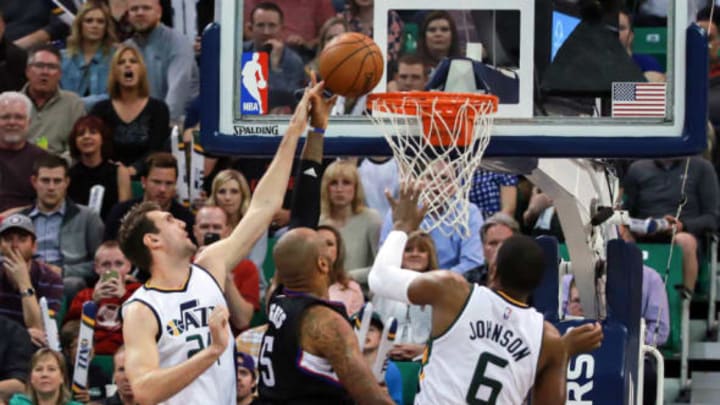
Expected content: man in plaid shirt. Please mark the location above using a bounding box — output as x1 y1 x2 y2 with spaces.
468 170 519 219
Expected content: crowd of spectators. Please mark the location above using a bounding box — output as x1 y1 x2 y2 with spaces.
0 1 719 404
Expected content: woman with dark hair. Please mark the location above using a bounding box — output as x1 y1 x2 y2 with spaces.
67 115 132 220
61 2 117 109
417 10 461 70
372 230 436 360
9 348 81 405
317 224 365 316
90 45 170 177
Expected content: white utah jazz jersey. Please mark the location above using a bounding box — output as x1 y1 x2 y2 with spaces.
123 265 235 405
415 285 544 405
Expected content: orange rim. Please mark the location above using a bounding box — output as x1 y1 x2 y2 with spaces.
367 92 499 147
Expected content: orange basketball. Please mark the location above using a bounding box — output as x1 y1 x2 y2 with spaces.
318 32 384 98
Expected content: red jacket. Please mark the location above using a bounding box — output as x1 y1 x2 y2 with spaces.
64 282 141 355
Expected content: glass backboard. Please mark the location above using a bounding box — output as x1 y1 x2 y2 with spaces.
200 0 707 158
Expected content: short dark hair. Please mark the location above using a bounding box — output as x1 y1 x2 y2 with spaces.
144 152 178 178
250 1 284 24
398 53 425 67
495 235 546 294
698 6 720 28
32 154 69 177
68 115 113 160
118 201 162 272
27 43 62 65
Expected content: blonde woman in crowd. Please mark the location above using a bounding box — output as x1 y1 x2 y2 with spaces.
373 230 437 361
9 349 81 405
61 2 117 109
319 160 381 288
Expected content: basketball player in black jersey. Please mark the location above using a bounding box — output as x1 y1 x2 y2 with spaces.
256 83 392 405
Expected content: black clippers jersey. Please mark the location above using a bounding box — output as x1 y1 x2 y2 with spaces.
257 288 354 405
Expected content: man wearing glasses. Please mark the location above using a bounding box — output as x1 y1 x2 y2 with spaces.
21 44 85 156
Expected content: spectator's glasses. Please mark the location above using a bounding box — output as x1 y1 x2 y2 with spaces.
30 62 60 72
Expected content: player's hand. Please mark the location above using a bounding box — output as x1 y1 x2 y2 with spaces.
27 327 48 347
307 71 337 129
387 181 427 234
663 215 683 233
562 322 603 356
288 85 313 133
208 306 230 356
3 248 31 291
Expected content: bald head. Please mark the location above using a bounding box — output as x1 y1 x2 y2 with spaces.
273 228 329 288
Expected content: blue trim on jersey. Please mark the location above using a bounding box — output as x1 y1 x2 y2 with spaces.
125 298 163 342
282 287 349 314
143 266 193 293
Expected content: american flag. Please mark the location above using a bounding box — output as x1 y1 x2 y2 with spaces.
611 82 667 118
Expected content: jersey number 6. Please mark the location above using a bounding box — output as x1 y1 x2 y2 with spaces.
466 352 509 405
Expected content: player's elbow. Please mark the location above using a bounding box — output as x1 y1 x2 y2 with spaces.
129 379 160 405
131 391 155 405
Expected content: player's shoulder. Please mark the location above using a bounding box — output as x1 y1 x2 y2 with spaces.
427 269 471 291
122 299 161 336
539 321 565 362
301 304 351 333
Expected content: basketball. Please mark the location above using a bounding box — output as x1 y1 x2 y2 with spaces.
318 32 384 98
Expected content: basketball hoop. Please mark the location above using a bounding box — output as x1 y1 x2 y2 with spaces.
367 91 498 237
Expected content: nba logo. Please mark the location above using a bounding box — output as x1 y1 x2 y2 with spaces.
240 52 269 115
503 307 512 320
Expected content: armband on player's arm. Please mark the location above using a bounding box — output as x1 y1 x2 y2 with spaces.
368 231 421 305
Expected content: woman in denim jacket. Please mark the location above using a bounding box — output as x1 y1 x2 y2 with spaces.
60 2 117 110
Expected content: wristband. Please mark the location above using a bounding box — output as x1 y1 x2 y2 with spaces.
309 126 326 134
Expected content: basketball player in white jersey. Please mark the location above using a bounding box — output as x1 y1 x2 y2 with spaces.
370 182 604 404
117 82 326 405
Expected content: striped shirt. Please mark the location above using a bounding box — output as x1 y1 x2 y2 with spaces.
0 260 63 325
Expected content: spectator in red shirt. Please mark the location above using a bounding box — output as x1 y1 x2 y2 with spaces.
63 240 140 354
193 205 259 333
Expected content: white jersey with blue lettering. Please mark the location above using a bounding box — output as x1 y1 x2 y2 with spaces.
415 285 544 405
122 264 235 405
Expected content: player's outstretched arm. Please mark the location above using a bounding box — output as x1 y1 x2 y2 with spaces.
197 83 324 284
532 322 570 405
300 305 394 405
122 302 230 405
370 180 469 300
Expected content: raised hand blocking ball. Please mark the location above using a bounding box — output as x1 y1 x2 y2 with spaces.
318 32 384 98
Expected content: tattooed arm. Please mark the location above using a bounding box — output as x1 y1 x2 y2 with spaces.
299 305 393 405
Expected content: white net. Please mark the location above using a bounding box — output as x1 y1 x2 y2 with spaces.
367 93 497 238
